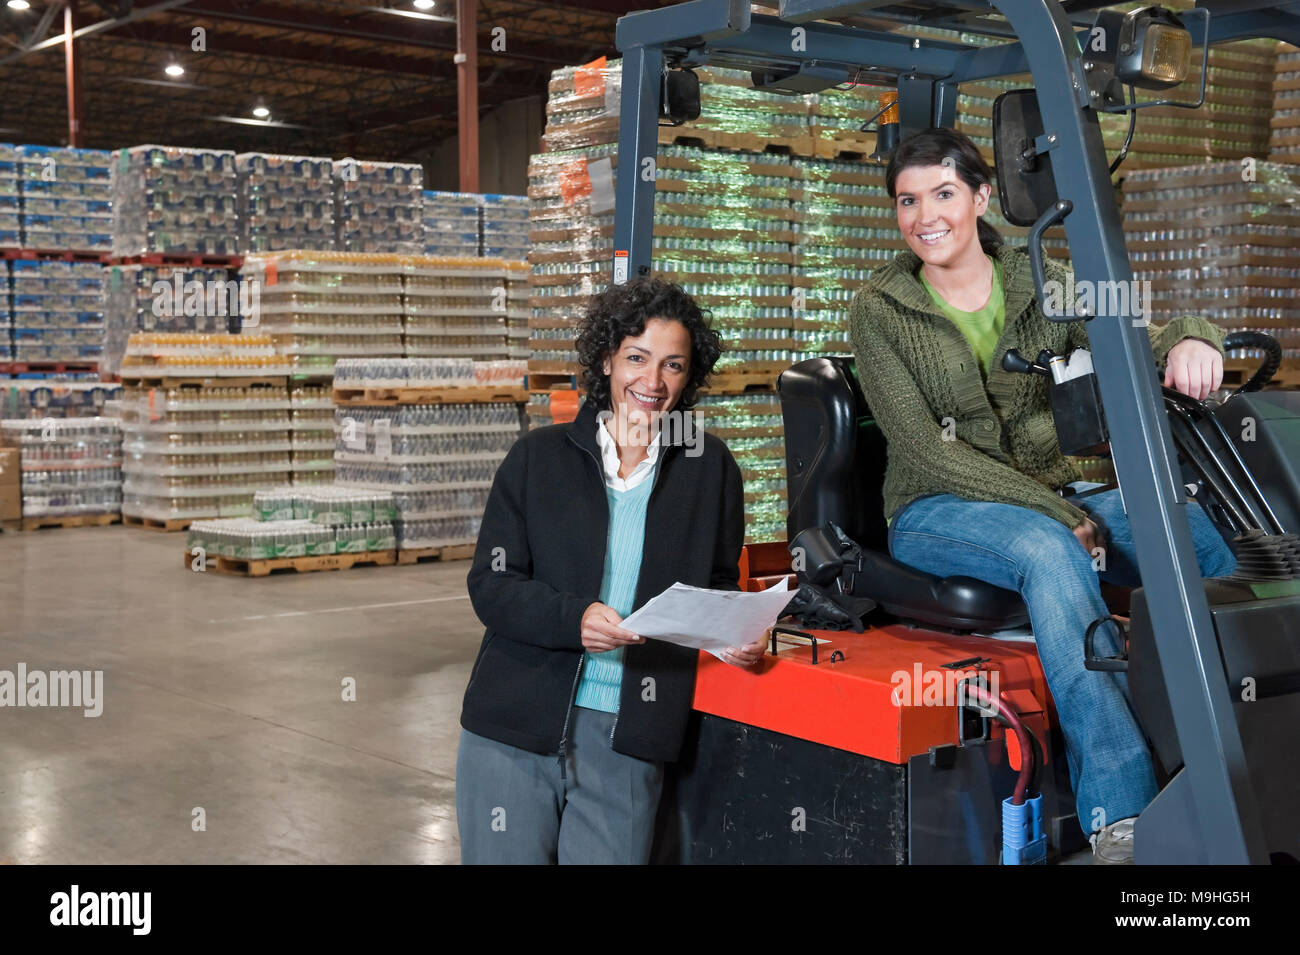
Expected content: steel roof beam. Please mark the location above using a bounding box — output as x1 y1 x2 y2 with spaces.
0 0 194 65
176 0 590 65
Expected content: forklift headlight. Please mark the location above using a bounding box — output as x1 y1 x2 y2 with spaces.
1117 7 1192 90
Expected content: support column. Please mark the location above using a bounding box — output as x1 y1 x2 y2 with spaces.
456 0 479 193
64 0 84 147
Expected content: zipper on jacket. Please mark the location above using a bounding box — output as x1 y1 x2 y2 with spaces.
557 653 583 781
557 433 608 779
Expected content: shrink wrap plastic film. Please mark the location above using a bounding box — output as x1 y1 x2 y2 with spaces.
1122 161 1300 356
13 145 112 252
332 401 523 549
0 416 122 518
237 152 336 253
111 145 239 257
6 259 104 364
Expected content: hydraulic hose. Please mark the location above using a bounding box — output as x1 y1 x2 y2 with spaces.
962 681 1036 806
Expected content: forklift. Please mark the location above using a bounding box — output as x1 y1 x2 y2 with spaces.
608 1 1300 863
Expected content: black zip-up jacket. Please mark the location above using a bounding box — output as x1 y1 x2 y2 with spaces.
461 396 744 763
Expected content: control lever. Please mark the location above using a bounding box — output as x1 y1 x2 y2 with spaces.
1002 348 1051 377
1003 347 1109 457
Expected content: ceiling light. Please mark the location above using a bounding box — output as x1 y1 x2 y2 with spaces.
413 0 435 9
165 63 185 77
7 1 32 10
252 105 270 119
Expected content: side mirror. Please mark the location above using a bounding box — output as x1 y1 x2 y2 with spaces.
991 89 1060 226
660 68 700 125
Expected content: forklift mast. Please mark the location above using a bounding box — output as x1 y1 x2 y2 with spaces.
611 0 1300 864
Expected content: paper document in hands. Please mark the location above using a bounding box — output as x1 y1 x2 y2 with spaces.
619 576 792 661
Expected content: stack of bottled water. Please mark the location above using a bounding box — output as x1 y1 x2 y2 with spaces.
0 417 122 518
402 258 512 360
111 146 238 256
0 380 121 419
422 192 482 256
480 194 529 260
101 265 244 375
17 145 113 252
332 402 521 549
118 379 293 522
189 484 400 560
0 143 20 249
289 382 335 484
505 262 530 360
187 517 397 560
332 357 525 389
239 251 406 378
252 485 396 524
8 259 105 364
333 159 423 255
237 153 336 253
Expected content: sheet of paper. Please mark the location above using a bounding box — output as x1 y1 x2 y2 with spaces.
620 577 792 661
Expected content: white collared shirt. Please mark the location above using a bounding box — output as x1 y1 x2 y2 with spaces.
596 417 660 492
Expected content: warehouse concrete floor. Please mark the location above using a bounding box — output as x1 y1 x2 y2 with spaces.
1 525 1101 865
0 525 479 864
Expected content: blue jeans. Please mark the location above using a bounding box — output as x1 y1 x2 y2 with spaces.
888 488 1237 833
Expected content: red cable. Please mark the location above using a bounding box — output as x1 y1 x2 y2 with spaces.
964 682 1036 805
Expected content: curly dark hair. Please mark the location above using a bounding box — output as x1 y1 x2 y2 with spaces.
575 277 723 411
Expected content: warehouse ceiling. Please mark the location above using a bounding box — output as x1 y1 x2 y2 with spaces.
0 0 672 160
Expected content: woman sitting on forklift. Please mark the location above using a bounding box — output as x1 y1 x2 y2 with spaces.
849 126 1238 865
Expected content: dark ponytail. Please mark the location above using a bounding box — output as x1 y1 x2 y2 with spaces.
885 127 1003 255
976 218 1003 255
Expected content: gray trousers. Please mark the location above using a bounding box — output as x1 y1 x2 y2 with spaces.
456 705 665 864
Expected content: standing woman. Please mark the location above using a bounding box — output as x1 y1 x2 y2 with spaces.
849 127 1237 864
456 277 765 865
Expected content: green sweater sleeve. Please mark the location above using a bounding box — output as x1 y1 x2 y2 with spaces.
1065 310 1225 364
849 294 1088 530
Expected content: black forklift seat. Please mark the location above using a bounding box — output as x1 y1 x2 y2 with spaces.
779 356 1030 632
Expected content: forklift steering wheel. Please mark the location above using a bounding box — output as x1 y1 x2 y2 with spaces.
1220 331 1282 399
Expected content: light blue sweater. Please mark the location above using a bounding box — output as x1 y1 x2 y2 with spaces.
574 477 654 713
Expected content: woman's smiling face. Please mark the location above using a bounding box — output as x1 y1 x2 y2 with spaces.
602 317 692 442
893 162 990 268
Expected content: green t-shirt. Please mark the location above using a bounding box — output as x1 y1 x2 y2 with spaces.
920 258 1005 375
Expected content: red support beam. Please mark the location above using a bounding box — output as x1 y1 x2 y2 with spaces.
64 2 85 146
457 0 479 194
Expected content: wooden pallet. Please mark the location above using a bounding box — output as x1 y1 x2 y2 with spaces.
658 126 813 157
397 543 477 565
527 372 579 392
111 253 243 269
0 361 99 375
331 385 528 406
811 134 879 162
1 512 120 532
118 375 289 390
125 514 194 532
187 549 398 577
703 368 783 394
1 247 110 263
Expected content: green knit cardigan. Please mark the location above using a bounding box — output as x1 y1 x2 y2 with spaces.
847 244 1225 530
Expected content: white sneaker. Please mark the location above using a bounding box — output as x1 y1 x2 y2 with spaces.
1090 816 1136 865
